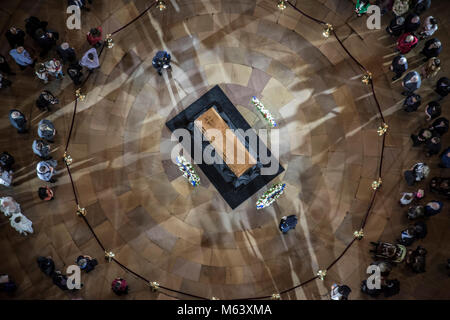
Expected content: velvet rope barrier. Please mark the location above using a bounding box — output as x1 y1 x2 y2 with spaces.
58 0 389 300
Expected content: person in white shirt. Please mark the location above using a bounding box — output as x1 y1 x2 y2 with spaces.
79 47 99 71
36 160 58 182
419 16 438 39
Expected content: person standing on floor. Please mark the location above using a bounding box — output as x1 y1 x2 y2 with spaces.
36 90 59 112
152 50 172 76
0 54 15 75
412 0 431 15
386 16 405 37
279 215 298 234
76 255 98 273
402 71 421 96
9 109 28 133
390 55 408 81
37 256 55 276
111 278 129 296
45 59 64 79
0 274 17 294
392 0 410 16
404 14 421 33
422 57 441 80
425 101 441 120
5 27 25 49
34 28 57 58
57 42 77 64
87 27 103 48
35 63 49 84
355 0 371 17
421 38 442 62
429 117 449 136
0 73 12 89
435 77 449 100
38 186 54 201
439 147 450 168
330 284 351 300
79 47 100 71
68 62 83 85
9 46 35 70
68 0 92 12
37 119 56 142
425 136 441 157
403 93 421 112
419 16 438 39
36 160 57 183
32 139 51 159
397 33 418 54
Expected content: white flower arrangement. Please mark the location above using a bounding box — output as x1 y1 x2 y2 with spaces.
176 156 200 187
256 183 286 209
251 96 277 128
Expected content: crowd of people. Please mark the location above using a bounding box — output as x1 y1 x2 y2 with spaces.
0 1 175 297
1 0 448 300
328 0 450 300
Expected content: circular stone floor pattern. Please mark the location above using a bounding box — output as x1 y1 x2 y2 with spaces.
1 0 449 300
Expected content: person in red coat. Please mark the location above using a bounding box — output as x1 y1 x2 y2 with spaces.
86 26 102 48
397 33 418 54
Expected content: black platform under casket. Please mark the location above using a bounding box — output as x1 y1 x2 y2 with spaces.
165 85 284 209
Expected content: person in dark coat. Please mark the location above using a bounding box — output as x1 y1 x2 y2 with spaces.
401 71 421 96
152 51 172 76
36 91 59 112
425 136 441 157
403 94 421 112
5 27 25 48
404 162 429 186
68 62 83 85
32 139 51 159
68 0 92 11
52 271 68 291
386 16 405 37
398 221 427 246
425 101 441 120
412 0 431 15
390 55 408 81
0 274 17 294
404 14 421 33
111 278 129 295
38 186 54 201
411 128 433 146
421 38 442 61
0 73 12 89
279 215 298 234
37 256 55 276
435 77 449 100
430 117 449 136
34 28 57 58
424 200 442 216
57 42 76 64
25 16 48 38
0 54 15 75
76 255 98 273
440 147 450 168
9 109 27 134
406 246 427 273
330 284 351 300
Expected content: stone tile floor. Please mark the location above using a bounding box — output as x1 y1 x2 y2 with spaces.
0 0 449 299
